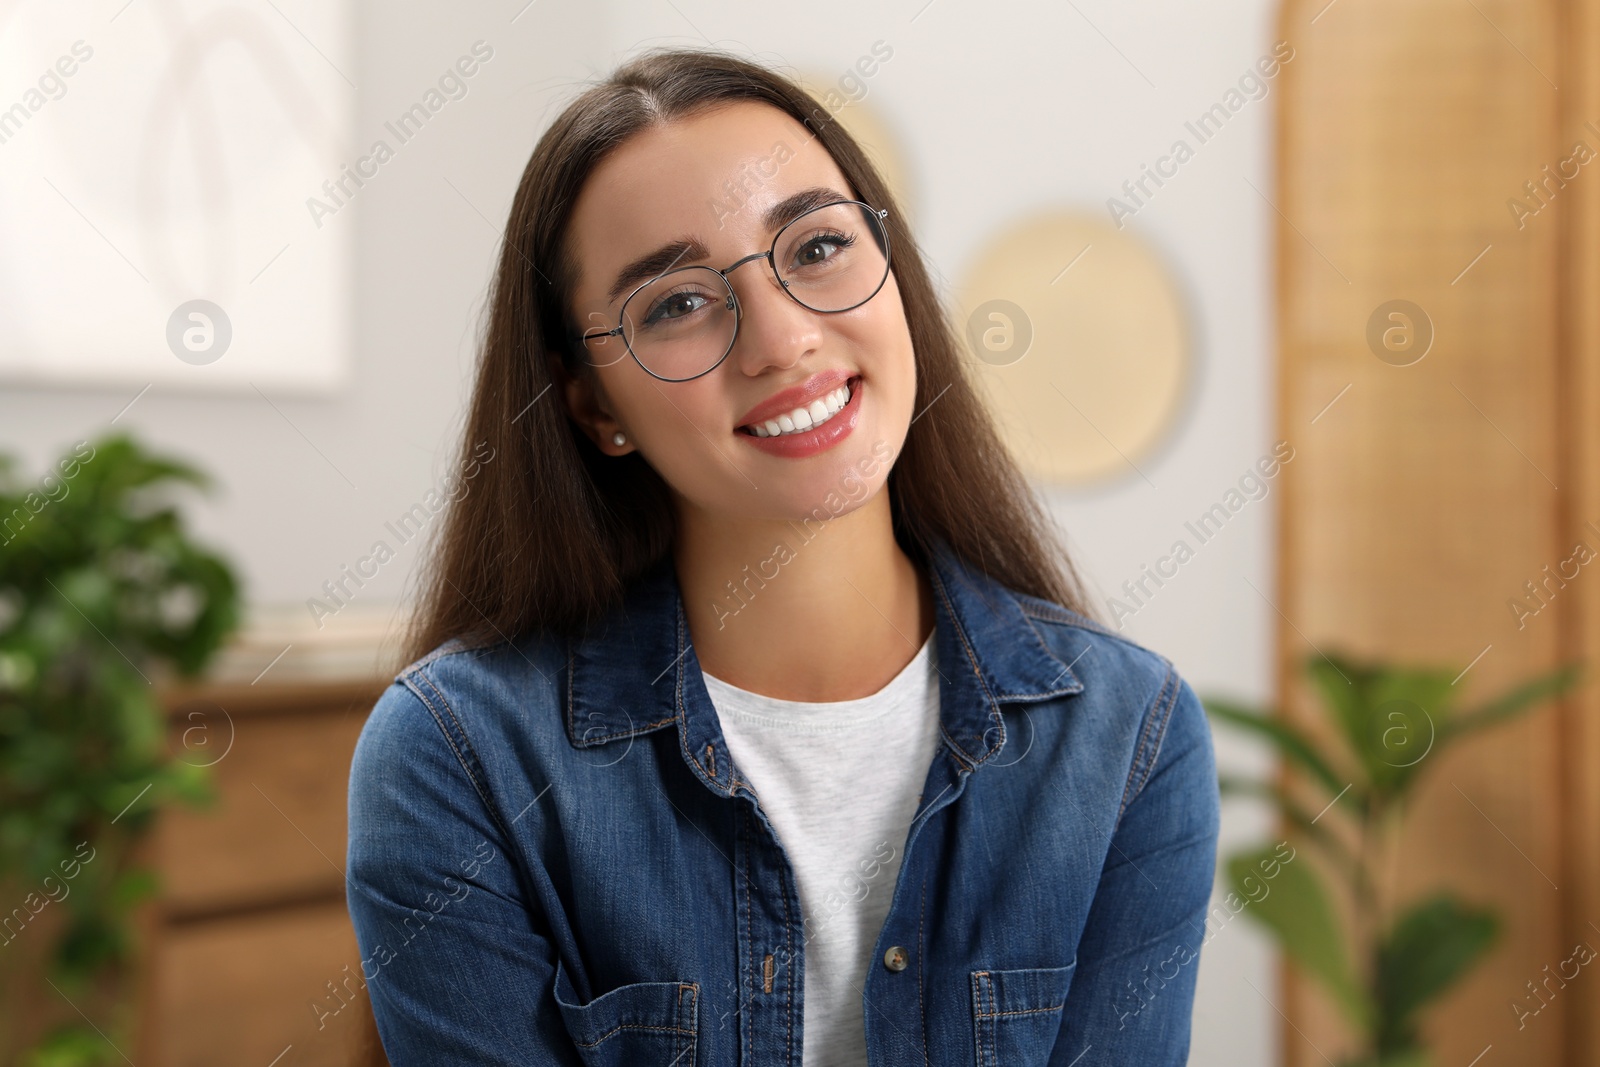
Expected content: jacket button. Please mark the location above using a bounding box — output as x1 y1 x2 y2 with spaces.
883 945 909 972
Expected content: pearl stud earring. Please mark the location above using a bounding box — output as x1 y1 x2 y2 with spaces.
612 431 626 446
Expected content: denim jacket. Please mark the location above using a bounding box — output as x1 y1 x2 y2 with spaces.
345 536 1221 1065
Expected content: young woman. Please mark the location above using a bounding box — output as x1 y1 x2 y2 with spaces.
345 47 1220 1067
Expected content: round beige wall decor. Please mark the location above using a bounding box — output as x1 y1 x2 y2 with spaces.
956 212 1190 487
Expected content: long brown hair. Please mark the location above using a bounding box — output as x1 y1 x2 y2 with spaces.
398 45 1100 668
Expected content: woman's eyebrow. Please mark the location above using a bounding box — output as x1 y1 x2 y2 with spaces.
606 240 706 305
603 185 852 306
759 185 849 235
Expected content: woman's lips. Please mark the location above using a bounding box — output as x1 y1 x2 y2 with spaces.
738 375 860 437
736 375 863 459
734 368 855 429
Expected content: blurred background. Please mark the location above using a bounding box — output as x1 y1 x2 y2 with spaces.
2 0 1595 1064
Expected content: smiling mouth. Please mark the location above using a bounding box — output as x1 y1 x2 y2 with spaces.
739 376 861 437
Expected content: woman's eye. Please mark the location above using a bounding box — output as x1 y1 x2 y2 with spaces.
791 232 854 269
646 290 709 324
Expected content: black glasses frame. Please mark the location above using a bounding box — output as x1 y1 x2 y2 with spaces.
573 200 892 383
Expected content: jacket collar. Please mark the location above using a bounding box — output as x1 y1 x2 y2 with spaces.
563 535 1086 795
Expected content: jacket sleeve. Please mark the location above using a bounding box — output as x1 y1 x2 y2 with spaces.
1052 670 1222 1066
345 675 583 1065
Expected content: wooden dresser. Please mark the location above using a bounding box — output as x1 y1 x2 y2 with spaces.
140 612 393 1066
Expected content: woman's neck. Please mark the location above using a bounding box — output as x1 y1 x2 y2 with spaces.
671 492 935 702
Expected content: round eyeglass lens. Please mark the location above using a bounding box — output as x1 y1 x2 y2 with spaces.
772 200 891 313
618 266 736 382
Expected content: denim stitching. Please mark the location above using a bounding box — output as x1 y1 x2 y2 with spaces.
968 971 979 1067
982 971 993 1067
1116 661 1181 828
403 670 515 847
567 639 675 744
1014 611 1088 696
917 877 930 1067
971 970 993 1067
780 830 795 1067
1017 600 1121 639
675 599 721 789
970 970 1068 1017
926 563 1003 769
677 982 699 1062
677 606 691 767
979 972 992 1062
1007 601 1090 687
398 635 506 680
739 805 754 1064
1123 663 1178 817
572 1021 698 1047
563 642 577 742
979 1005 1066 1017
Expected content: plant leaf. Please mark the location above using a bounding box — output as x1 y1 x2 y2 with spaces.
1217 775 1363 887
1225 843 1369 1029
1303 650 1375 767
1362 664 1458 795
1204 697 1349 799
1304 650 1479 799
1375 894 1498 1051
1440 662 1584 743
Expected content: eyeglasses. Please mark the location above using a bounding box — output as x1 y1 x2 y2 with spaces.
575 199 892 383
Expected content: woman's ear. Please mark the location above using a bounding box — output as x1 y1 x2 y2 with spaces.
550 355 631 455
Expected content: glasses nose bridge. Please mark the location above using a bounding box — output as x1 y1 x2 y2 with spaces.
721 247 775 282
720 248 796 317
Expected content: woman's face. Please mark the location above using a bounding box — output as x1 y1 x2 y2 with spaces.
563 100 915 526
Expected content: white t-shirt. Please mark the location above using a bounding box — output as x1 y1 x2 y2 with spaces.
701 630 942 1067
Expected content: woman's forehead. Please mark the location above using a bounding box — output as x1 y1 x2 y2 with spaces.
590 100 821 197
568 103 850 288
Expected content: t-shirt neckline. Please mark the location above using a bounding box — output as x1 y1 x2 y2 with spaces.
700 629 937 731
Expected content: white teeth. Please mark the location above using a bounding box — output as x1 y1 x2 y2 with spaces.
745 381 855 437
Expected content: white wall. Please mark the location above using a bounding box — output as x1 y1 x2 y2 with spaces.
0 0 611 641
0 2 1285 1062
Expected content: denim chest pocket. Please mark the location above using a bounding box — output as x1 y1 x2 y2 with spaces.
552 958 699 1066
970 961 1077 1067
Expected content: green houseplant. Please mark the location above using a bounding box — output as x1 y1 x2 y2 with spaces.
1203 649 1583 1067
0 433 241 1065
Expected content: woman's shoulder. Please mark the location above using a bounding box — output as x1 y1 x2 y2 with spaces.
400 630 565 692
999 585 1216 827
356 631 567 762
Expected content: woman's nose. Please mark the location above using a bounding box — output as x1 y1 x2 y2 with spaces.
726 261 824 375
